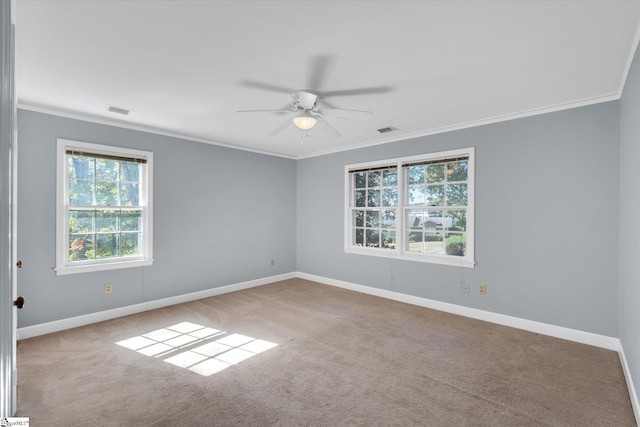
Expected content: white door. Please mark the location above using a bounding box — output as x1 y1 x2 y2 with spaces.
1 0 18 417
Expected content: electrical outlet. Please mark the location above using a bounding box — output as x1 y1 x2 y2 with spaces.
270 258 275 267
479 284 486 295
104 283 112 294
460 281 470 294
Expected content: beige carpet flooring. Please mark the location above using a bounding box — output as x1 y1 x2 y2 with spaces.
16 279 636 426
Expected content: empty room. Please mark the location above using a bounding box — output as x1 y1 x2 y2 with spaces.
2 1 640 425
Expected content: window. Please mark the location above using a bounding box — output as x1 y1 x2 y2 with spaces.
349 165 399 250
345 147 474 268
56 139 153 275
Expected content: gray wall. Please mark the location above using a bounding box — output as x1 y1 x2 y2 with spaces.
619 43 640 407
297 102 620 336
16 98 625 339
16 110 297 327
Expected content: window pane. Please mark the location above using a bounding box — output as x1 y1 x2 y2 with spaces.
67 155 94 180
382 230 396 249
96 210 118 232
446 210 467 232
69 210 94 233
367 171 381 187
425 210 445 231
383 169 397 186
69 235 92 261
121 210 142 232
425 233 445 255
426 164 444 183
407 166 424 184
408 185 425 205
426 185 444 206
446 183 467 206
407 209 424 228
447 160 468 181
381 209 396 228
355 190 366 207
365 230 380 248
354 172 366 189
423 219 439 234
366 210 380 228
121 233 142 256
95 159 118 182
382 188 398 207
120 183 140 206
73 234 96 260
355 228 364 246
69 179 93 205
96 181 118 206
367 189 380 207
120 161 140 182
354 210 364 227
96 234 119 259
407 230 423 253
445 233 466 256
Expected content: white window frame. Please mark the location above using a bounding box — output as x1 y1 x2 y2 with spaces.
56 139 154 275
344 147 475 268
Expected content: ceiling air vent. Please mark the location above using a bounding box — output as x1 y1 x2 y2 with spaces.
106 105 131 116
377 126 396 134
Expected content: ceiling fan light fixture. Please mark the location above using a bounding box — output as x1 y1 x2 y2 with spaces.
293 113 317 130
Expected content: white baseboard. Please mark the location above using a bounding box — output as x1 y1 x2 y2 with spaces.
619 343 640 425
17 272 296 340
296 272 621 351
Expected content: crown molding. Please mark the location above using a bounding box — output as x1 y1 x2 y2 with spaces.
20 90 620 162
17 103 298 160
296 92 620 159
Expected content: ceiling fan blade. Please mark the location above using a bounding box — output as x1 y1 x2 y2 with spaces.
306 55 333 90
319 99 339 109
315 116 340 138
236 108 291 114
268 118 293 136
239 80 293 94
317 108 373 120
322 86 392 98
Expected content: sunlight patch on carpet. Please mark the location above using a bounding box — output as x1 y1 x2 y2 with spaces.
116 321 277 377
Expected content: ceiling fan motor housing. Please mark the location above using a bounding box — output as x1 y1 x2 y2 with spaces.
293 90 318 110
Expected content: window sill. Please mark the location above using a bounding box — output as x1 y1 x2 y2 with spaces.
344 247 475 268
55 258 154 276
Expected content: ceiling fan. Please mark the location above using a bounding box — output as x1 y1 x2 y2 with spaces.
237 55 391 138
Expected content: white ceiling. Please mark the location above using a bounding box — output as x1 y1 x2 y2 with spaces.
14 1 640 159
